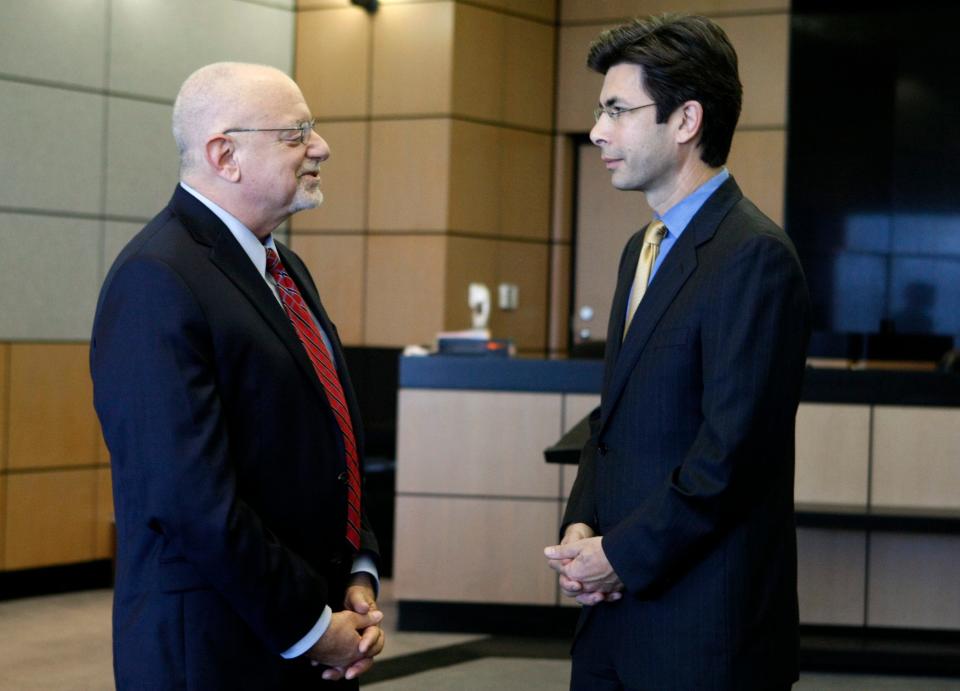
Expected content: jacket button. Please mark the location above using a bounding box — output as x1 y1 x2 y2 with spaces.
597 442 608 456
337 472 348 484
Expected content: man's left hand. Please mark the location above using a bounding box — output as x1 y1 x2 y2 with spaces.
319 573 385 681
544 537 624 606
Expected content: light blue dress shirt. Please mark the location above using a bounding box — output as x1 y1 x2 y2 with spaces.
626 168 730 319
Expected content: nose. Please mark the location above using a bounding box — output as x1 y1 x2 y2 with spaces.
589 118 608 147
306 129 330 162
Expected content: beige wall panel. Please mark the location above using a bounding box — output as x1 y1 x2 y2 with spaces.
500 129 553 240
794 403 870 507
868 533 960 629
715 14 788 128
110 0 294 101
297 8 370 119
444 237 498 333
0 0 107 89
452 3 504 124
4 469 97 569
450 4 554 129
368 119 451 232
467 0 556 21
0 474 5 569
106 99 179 219
299 0 352 8
796 528 866 626
501 14 555 131
448 123 551 239
364 235 447 346
496 241 549 352
394 495 559 604
556 24 608 133
103 222 144 281
0 83 104 215
561 0 788 23
94 467 115 560
562 394 601 498
290 234 366 345
0 215 101 340
397 390 562 497
8 344 98 470
448 120 500 236
0 344 8 470
872 407 960 509
371 2 454 116
552 135 576 243
549 243 572 354
727 129 785 226
556 14 789 131
292 121 369 232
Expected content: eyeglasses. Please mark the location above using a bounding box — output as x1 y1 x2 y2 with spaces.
222 119 317 145
593 103 656 123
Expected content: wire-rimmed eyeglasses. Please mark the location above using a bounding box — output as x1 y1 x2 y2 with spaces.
593 103 656 123
223 119 317 145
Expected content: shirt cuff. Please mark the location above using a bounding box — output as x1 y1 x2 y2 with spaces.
351 552 380 598
280 606 332 659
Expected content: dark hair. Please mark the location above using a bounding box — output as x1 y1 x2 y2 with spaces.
587 14 742 167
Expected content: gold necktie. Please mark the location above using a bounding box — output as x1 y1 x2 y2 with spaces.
623 220 666 339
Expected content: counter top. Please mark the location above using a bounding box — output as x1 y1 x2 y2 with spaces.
401 356 960 407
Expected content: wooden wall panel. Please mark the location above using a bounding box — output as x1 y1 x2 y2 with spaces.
397 390 562 497
7 344 98 470
394 495 559 604
561 0 789 23
368 119 451 232
94 467 114 560
296 7 370 119
364 235 447 347
0 343 8 470
371 2 454 116
794 403 870 507
872 407 960 509
4 469 97 570
796 528 866 625
726 129 785 226
869 533 960 630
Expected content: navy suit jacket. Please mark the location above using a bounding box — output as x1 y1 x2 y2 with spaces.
563 178 810 690
91 186 378 690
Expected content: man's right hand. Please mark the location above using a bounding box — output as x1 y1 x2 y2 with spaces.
305 609 384 675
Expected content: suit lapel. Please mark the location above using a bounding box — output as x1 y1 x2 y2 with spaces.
170 187 333 410
599 177 744 433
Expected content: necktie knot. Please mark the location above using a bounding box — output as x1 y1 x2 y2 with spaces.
645 220 667 248
265 247 282 276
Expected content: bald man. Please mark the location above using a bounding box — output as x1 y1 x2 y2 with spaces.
91 62 384 690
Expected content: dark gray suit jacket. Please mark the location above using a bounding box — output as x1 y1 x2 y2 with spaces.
564 177 810 690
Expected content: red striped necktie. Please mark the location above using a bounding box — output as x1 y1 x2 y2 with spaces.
265 248 361 551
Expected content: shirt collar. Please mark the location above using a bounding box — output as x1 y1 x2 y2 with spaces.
657 168 730 238
179 182 276 276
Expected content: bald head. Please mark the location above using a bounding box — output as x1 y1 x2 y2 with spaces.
172 62 299 177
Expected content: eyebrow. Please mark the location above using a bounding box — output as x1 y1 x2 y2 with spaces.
600 96 625 108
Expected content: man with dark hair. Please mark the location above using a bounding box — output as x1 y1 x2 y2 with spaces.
545 14 810 691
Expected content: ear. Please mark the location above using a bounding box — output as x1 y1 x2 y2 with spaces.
204 135 241 182
675 100 705 146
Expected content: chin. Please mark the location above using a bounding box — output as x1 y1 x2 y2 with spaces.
290 190 324 214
